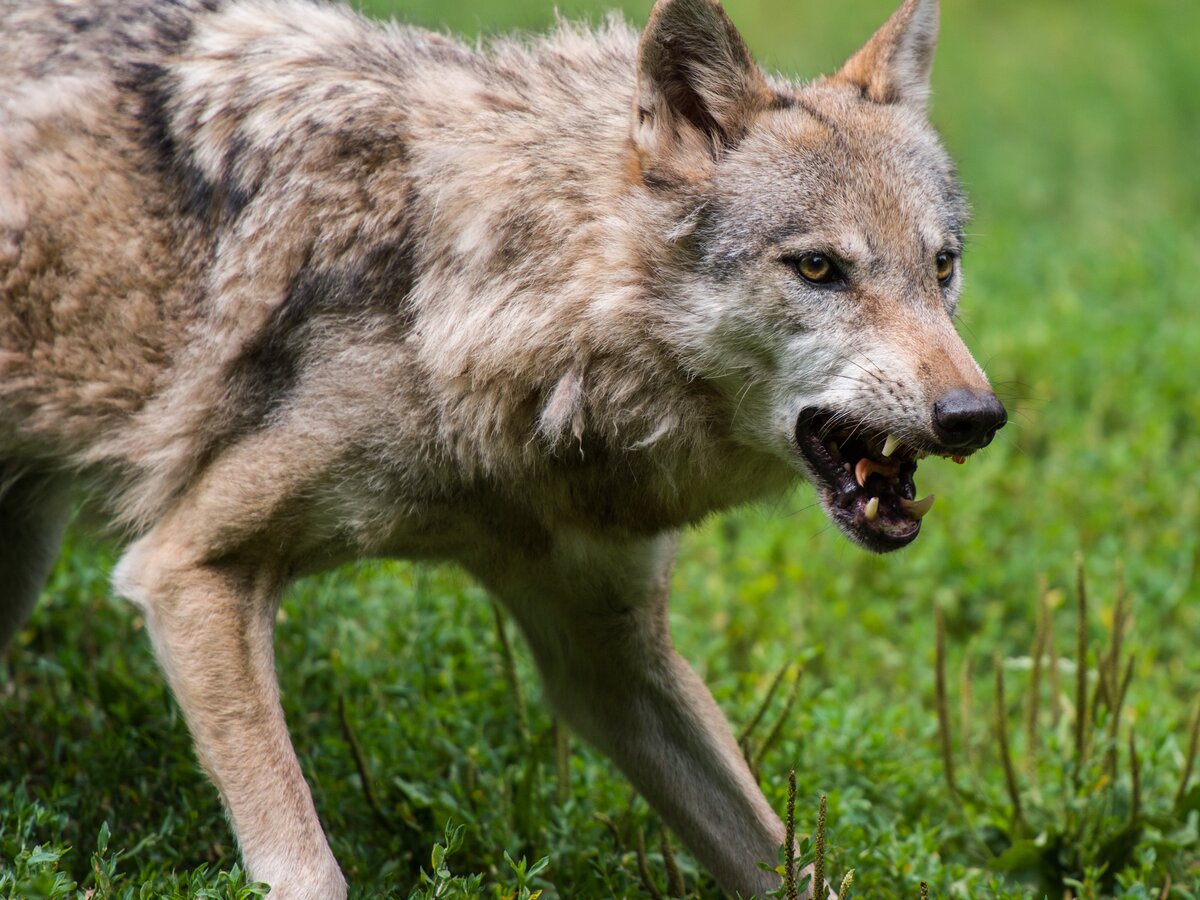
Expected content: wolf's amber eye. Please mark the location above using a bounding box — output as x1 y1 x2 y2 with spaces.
788 252 842 285
936 251 956 284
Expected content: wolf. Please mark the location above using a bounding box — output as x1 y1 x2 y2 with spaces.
0 0 1005 895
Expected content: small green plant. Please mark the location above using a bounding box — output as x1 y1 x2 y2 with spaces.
0 800 270 900
409 822 483 898
934 557 1200 898
762 775 855 900
406 818 551 898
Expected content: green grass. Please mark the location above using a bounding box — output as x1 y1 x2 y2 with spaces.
4 0 1200 897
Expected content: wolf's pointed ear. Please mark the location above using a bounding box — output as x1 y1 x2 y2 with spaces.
633 0 774 184
832 0 939 109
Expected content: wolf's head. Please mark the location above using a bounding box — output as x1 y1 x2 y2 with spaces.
633 0 1005 552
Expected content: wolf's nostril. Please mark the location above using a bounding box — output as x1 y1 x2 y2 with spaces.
932 389 1007 450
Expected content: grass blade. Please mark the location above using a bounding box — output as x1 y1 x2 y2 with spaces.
738 660 792 747
785 770 797 900
554 718 571 805
1074 554 1090 779
1174 701 1200 812
491 602 529 744
995 653 1024 834
753 666 803 772
935 605 957 797
636 828 664 900
660 829 685 898
1026 580 1048 776
813 794 826 900
338 695 393 831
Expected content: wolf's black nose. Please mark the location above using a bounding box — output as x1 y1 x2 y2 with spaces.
932 389 1007 451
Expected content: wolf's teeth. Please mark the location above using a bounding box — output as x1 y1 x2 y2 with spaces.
843 462 852 472
899 494 935 519
855 458 870 487
865 496 879 521
826 441 842 462
882 434 901 458
855 458 901 486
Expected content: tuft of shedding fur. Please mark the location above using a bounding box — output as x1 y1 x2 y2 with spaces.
1 0 1001 897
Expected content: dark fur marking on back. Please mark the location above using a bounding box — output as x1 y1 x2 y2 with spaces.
227 232 420 430
128 62 253 226
118 1 252 228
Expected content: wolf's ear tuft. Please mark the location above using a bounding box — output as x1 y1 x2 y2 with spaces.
633 0 773 185
833 0 939 110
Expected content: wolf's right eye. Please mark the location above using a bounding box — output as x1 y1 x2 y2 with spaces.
935 251 957 284
786 252 843 286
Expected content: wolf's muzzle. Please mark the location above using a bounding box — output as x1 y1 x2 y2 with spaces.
932 389 1007 451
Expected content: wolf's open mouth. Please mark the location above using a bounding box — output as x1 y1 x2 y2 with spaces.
795 409 939 553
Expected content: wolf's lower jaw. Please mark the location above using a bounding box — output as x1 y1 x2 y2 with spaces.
795 409 938 553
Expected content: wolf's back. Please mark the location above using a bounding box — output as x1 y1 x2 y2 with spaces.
0 1 218 474
0 0 218 83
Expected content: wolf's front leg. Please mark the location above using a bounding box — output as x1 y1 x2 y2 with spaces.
484 532 788 898
114 530 345 900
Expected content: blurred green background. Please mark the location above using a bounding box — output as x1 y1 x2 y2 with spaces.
3 1 1199 897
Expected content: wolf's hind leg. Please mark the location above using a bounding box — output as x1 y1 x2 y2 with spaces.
0 470 71 650
484 532 789 899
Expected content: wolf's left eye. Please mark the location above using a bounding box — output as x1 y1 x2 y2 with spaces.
936 251 957 284
786 252 843 286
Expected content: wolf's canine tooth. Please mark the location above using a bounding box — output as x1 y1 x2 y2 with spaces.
900 495 936 519
864 496 880 521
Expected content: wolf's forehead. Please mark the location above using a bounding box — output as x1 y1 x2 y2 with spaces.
707 99 966 255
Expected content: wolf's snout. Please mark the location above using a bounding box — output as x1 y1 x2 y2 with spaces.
932 389 1007 451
